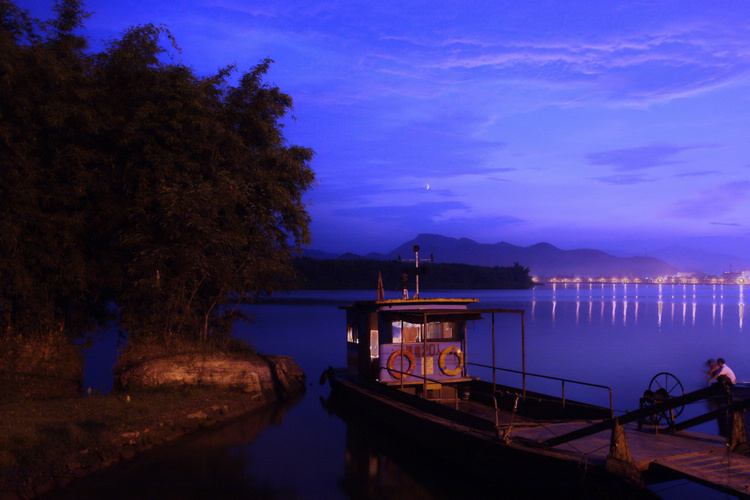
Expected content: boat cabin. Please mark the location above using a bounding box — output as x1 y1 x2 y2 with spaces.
341 298 480 384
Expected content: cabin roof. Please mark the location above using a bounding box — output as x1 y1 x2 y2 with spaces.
340 298 524 322
339 297 478 312
385 310 484 322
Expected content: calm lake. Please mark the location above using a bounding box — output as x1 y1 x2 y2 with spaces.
45 285 749 499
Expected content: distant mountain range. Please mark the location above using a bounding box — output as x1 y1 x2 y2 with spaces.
304 234 746 278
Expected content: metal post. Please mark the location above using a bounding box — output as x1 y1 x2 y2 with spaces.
415 247 420 298
397 245 432 299
422 312 427 395
400 319 404 389
521 311 526 397
492 313 496 393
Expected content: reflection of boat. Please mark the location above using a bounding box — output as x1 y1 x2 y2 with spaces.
322 386 618 499
321 249 750 497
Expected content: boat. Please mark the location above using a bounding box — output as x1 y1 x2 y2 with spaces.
321 248 750 497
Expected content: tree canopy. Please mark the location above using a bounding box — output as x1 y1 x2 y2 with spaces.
0 0 315 344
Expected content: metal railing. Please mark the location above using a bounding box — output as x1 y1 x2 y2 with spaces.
468 362 614 417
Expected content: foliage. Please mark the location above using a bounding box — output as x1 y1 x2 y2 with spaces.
0 0 104 339
294 257 535 290
0 1 315 346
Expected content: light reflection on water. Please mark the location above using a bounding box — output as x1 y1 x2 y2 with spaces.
535 283 745 330
65 287 747 499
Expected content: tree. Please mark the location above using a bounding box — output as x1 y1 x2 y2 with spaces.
94 26 315 343
0 0 106 394
0 0 106 341
0 0 315 353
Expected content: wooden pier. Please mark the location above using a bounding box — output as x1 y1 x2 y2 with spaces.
507 420 750 497
447 382 750 496
490 385 750 497
651 448 750 497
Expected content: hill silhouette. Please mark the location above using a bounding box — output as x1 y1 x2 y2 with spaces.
308 234 679 279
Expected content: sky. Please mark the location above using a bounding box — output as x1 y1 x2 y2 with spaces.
17 1 750 258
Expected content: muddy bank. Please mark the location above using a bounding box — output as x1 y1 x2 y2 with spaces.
0 356 306 499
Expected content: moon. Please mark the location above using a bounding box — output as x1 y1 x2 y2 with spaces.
426 184 430 190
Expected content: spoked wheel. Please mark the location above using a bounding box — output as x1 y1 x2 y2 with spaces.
638 371 686 430
648 371 685 418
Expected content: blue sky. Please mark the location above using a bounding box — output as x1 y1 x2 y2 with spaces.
19 1 750 257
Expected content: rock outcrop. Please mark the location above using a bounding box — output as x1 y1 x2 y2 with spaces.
115 354 306 403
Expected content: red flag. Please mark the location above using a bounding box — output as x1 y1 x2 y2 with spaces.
377 271 384 300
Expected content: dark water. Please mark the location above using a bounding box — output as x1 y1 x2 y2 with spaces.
51 286 747 499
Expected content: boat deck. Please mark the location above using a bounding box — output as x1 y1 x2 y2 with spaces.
452 397 750 497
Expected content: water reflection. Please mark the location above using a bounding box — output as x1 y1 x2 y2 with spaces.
740 285 745 330
533 283 747 331
39 394 305 500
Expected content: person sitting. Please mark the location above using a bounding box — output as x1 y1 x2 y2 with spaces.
708 358 736 394
706 358 718 377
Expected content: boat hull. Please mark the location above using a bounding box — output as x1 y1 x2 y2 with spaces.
324 370 652 497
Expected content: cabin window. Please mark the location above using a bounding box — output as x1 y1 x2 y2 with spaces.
442 322 456 339
391 321 422 343
347 324 358 343
426 322 441 339
370 330 379 359
426 321 458 340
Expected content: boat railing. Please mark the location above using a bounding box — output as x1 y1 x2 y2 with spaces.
468 362 614 418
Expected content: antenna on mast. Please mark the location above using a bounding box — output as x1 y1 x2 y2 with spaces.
398 245 433 299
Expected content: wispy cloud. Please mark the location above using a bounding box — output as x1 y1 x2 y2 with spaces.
592 174 654 185
381 17 750 104
672 180 750 218
587 144 691 171
711 221 741 227
332 201 468 226
673 170 721 178
431 212 525 226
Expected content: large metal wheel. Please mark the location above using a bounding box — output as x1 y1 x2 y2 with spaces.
648 371 685 418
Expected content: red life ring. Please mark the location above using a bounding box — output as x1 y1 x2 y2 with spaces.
387 349 416 379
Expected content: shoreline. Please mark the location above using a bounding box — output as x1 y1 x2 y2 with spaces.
0 359 306 499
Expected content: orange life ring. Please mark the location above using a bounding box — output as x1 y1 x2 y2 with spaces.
387 349 416 379
439 346 464 376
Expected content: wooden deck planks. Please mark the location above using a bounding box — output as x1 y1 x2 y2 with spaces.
507 418 750 495
650 448 750 497
625 425 727 467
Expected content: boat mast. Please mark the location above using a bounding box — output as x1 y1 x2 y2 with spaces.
398 245 433 298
